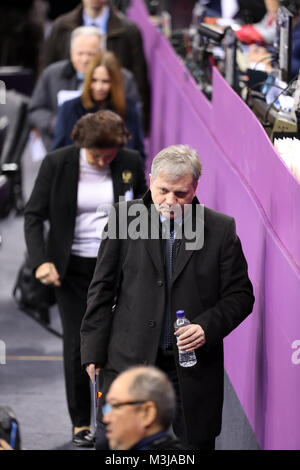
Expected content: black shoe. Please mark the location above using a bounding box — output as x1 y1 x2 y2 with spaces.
72 429 94 448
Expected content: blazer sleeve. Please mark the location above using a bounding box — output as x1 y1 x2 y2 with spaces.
24 155 55 272
194 217 254 348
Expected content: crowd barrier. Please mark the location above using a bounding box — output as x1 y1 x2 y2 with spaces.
128 0 300 450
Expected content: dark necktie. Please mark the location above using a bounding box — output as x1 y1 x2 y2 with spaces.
160 219 175 349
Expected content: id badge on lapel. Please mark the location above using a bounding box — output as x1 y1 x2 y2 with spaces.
122 170 133 201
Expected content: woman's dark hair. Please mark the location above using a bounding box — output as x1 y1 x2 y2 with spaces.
71 109 131 149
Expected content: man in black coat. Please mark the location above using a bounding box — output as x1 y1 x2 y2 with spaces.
80 144 255 450
43 0 150 132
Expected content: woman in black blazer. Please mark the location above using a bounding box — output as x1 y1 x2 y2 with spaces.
24 110 147 447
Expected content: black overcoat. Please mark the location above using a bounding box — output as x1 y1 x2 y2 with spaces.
80 192 254 443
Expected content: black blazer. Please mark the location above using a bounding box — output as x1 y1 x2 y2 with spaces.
24 145 147 279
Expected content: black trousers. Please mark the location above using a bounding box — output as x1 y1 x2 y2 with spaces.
55 255 97 428
156 348 215 451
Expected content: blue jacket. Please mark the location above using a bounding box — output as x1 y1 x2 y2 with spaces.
51 96 146 159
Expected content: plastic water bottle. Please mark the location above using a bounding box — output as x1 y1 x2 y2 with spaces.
174 310 197 368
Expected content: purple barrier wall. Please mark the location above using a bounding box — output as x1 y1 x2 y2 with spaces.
128 0 300 450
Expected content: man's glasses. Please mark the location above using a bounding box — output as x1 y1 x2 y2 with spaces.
102 401 147 415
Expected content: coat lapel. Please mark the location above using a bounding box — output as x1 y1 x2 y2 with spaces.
172 200 205 284
110 152 123 202
107 5 127 37
137 190 164 275
144 206 165 276
65 146 80 222
110 149 136 202
172 237 195 285
141 191 205 280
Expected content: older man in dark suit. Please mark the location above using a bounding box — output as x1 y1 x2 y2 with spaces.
81 144 254 450
28 25 141 150
43 0 150 132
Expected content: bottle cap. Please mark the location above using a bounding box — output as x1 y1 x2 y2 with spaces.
176 310 185 318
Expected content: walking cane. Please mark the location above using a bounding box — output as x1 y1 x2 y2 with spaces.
92 368 98 432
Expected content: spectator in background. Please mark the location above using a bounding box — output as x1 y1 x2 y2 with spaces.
198 0 239 19
43 0 150 132
28 26 141 151
103 366 184 450
52 51 145 159
0 0 44 81
236 0 267 24
24 110 147 447
281 0 300 79
235 0 279 45
236 0 300 80
193 0 266 24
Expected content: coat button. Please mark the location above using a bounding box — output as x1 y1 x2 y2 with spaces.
157 280 164 287
147 320 156 328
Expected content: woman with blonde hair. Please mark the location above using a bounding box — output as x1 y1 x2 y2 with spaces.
52 50 145 159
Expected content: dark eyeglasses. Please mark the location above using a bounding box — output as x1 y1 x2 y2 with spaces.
102 401 146 415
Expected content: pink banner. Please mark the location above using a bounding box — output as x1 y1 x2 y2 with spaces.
128 0 300 449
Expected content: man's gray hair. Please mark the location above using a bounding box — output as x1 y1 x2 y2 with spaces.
127 366 176 429
151 144 202 187
70 26 106 50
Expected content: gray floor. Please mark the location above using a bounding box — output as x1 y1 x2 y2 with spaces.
0 144 260 450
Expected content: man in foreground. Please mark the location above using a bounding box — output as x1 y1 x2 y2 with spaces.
103 366 183 450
